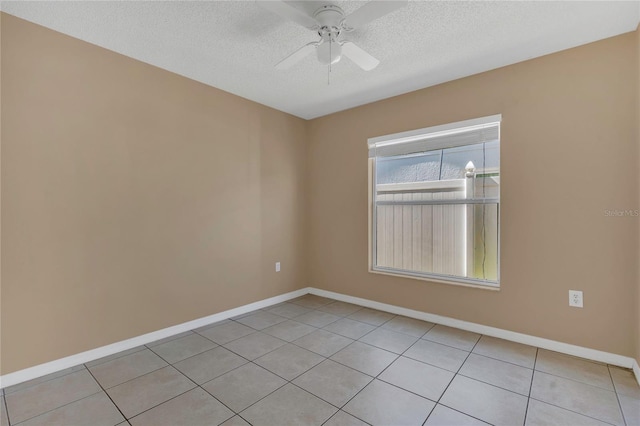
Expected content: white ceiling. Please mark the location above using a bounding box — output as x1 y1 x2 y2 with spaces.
1 1 639 119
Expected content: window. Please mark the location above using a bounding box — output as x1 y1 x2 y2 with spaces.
368 115 501 288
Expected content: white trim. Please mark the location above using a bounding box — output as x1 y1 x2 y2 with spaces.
369 268 500 290
0 287 311 389
2 286 638 390
377 179 465 193
367 114 502 148
308 288 636 369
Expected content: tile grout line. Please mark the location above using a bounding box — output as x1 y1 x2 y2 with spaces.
420 334 484 354
324 317 431 425
185 378 243 425
535 350 624 392
451 371 532 398
606 365 628 426
144 330 196 349
457 350 536 371
235 412 255 426
359 319 487 424
145 344 218 367
219 372 292 422
534 368 625 393
215 302 368 393
287 380 352 411
193 328 258 347
219 333 296 366
258 321 321 342
522 347 540 426
233 301 354 411
179 315 299 368
345 312 397 329
327 341 398 377
85 346 148 369
331 311 398 349
2 365 86 397
238 303 384 424
525 396 619 426
320 409 370 426
192 305 347 424
13 359 251 426
467 347 537 370
373 324 431 380
423 331 489 425
321 412 339 426
3 392 12 426
125 385 197 423
8 297 632 426
162 354 242 424
445 339 539 398
89 361 169 392
252 344 327 383
122 360 235 424
322 312 487 424
3 300 383 424
284 317 357 356
92 342 247 421
10 391 106 426
433 335 618 426
83 367 129 424
5 370 104 426
510 350 623 425
490 343 623 393
210 308 347 423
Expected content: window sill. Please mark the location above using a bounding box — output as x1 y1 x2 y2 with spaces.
369 267 500 291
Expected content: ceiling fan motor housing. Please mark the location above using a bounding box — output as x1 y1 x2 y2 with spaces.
313 5 345 30
314 5 345 65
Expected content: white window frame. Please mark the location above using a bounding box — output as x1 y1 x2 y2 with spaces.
368 115 501 290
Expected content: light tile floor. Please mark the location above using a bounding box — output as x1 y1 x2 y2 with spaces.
2 294 639 425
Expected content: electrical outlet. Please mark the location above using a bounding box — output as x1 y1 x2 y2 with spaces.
569 290 583 308
275 262 281 272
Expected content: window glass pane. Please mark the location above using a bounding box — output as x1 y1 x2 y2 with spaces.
470 203 499 282
440 140 500 180
376 151 441 184
375 140 499 185
371 128 500 286
374 203 498 282
375 203 467 276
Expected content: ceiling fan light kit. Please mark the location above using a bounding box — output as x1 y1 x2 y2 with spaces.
259 0 408 73
316 41 341 65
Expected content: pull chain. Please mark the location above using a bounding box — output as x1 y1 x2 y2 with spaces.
327 38 332 85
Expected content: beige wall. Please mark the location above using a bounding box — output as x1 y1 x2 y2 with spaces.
1 13 639 376
637 24 640 365
0 14 308 374
0 11 3 377
308 31 639 358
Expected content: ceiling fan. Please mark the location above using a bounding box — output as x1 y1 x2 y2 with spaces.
258 1 408 71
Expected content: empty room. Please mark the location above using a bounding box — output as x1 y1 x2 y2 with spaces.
1 1 639 425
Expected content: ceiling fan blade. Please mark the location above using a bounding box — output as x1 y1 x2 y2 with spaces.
343 0 408 29
341 42 380 71
257 1 319 29
275 42 317 70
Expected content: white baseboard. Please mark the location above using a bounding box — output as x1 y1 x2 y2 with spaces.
0 287 311 389
3 285 639 390
308 288 637 371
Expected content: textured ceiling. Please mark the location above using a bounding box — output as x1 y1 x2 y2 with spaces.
1 1 639 119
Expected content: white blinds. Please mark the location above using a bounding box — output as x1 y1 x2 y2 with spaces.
368 114 501 158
